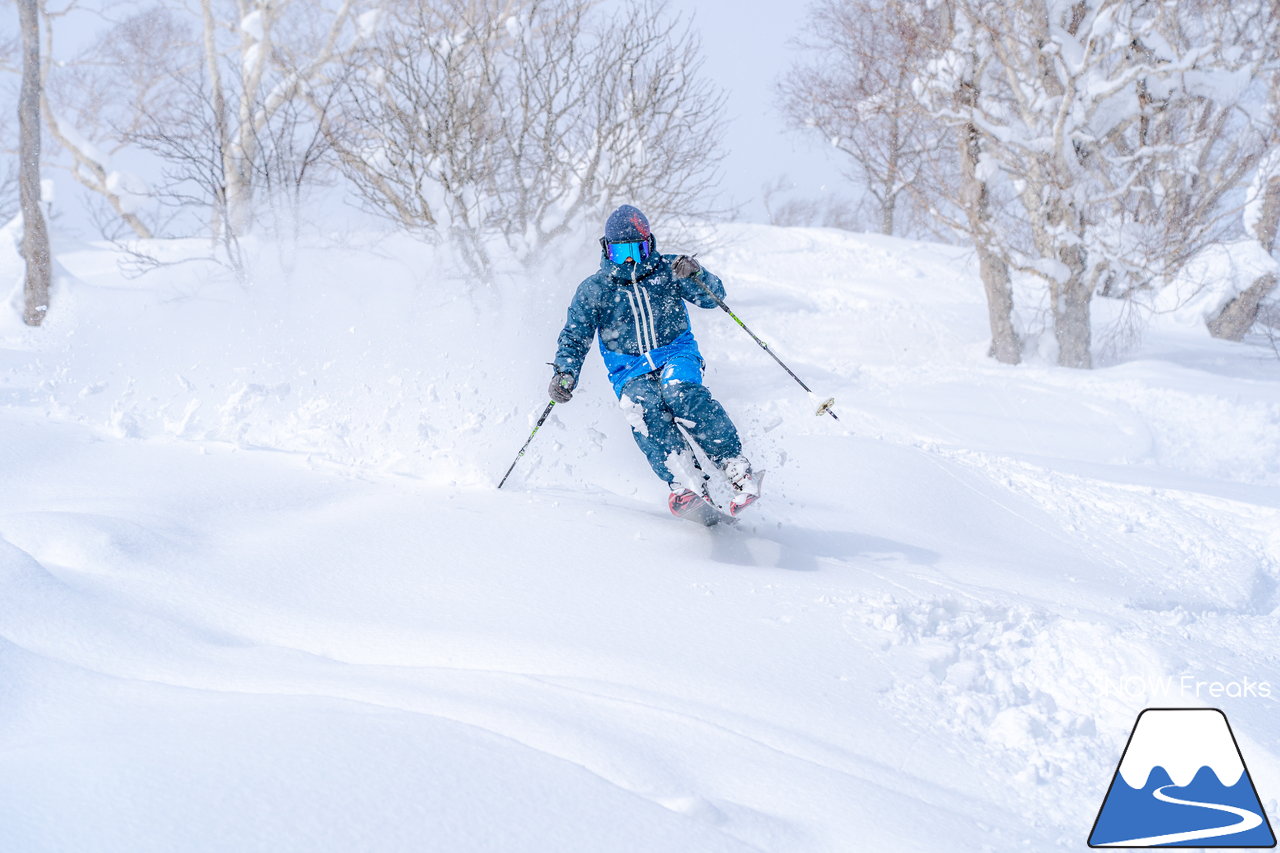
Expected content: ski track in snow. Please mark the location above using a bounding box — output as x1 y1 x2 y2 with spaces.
1 226 1279 852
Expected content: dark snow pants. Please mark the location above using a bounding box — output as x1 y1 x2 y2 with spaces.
617 354 742 485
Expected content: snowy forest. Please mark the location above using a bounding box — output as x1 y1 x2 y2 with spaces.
2 1 1280 852
5 0 1278 361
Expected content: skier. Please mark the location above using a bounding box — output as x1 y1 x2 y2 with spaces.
548 204 760 518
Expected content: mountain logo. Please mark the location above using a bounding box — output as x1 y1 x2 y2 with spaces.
1089 708 1276 848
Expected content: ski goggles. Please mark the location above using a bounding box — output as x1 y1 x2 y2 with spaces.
605 239 650 265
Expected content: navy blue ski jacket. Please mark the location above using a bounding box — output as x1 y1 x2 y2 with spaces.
554 243 727 396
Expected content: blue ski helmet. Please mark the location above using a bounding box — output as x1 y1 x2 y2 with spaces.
604 204 651 243
601 204 654 264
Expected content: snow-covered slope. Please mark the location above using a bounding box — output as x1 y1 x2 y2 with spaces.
1 225 1278 852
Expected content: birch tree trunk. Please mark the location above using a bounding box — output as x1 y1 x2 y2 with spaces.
225 0 274 237
958 79 1020 364
880 107 900 236
200 0 230 244
1208 175 1280 341
18 0 51 327
1052 236 1093 369
1043 3 1091 369
197 0 357 243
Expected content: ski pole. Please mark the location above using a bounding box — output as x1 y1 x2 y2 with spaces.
497 400 556 489
687 265 839 421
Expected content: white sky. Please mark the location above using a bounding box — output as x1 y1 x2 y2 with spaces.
668 0 846 221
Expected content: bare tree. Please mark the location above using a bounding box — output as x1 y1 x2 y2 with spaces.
36 2 173 240
777 0 1280 367
553 0 728 248
0 160 17 224
17 0 51 325
249 68 340 241
1 20 20 223
0 15 15 69
326 0 507 273
127 61 245 270
1208 172 1280 341
202 0 366 238
1 15 37 233
486 0 728 255
780 0 949 237
843 0 1022 362
955 33 1020 366
779 0 1019 360
1208 71 1280 341
5 1 373 255
329 0 728 274
1094 1 1277 301
87 0 374 277
910 0 1277 368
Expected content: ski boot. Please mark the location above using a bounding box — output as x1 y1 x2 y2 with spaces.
722 455 761 516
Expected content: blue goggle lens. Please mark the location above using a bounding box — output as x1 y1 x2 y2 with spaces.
607 239 649 264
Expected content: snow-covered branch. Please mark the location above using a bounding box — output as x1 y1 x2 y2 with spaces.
899 0 1279 366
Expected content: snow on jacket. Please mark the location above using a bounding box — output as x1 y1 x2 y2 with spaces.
554 242 727 397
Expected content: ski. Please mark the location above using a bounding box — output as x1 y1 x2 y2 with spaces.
668 488 737 527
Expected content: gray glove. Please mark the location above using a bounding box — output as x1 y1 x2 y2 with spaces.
548 371 576 403
672 254 702 279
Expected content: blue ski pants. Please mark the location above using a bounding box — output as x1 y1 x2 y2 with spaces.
617 354 742 485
